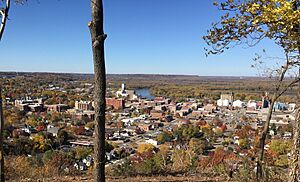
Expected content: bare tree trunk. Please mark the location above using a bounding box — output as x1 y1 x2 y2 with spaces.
255 56 294 181
89 0 107 181
256 97 275 181
0 0 10 41
0 87 4 182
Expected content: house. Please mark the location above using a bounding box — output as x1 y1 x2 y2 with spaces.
288 103 296 111
233 100 244 108
139 123 152 132
154 105 167 112
22 125 37 134
204 104 216 113
177 119 191 126
47 127 60 137
145 139 159 146
247 100 257 110
181 106 192 114
150 111 164 120
121 117 141 126
154 97 166 105
168 104 178 113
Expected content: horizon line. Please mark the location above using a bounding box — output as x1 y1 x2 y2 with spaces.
0 70 260 77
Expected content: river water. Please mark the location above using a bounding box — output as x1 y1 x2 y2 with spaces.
135 88 155 100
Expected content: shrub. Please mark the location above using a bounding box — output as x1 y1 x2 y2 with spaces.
134 157 161 175
74 147 93 160
269 139 291 156
137 143 154 154
112 159 135 176
43 150 54 163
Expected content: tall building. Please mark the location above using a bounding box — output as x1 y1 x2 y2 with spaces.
220 93 234 103
261 92 269 108
217 93 234 107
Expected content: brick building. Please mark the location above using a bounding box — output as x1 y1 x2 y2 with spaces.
46 104 69 112
106 98 125 110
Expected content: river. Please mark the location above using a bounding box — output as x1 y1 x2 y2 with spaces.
135 88 155 100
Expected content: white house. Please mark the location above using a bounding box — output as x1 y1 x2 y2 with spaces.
247 100 257 108
145 139 159 146
233 100 244 108
121 118 140 126
288 103 296 111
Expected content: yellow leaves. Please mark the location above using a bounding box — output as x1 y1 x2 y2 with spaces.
205 0 300 55
253 2 260 8
252 18 260 25
245 0 299 40
248 3 261 14
201 124 212 131
31 134 47 151
137 143 154 154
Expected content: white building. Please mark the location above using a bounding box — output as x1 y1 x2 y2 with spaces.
288 103 296 111
217 99 229 107
116 83 138 100
247 100 257 108
233 100 244 108
145 139 158 146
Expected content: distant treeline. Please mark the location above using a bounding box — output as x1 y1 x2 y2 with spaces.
0 72 297 102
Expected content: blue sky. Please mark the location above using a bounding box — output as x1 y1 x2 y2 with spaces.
0 0 284 76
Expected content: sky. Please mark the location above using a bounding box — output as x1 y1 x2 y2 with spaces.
0 0 285 76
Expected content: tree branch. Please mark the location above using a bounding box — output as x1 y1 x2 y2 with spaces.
0 0 11 41
276 78 300 100
0 9 4 17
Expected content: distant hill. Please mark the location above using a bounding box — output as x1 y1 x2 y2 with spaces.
0 71 263 80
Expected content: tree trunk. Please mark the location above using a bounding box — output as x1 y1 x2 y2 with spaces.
288 1 300 181
256 97 276 181
0 87 4 182
89 0 107 181
0 1 10 181
289 99 300 182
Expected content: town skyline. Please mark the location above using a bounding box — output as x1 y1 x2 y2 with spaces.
1 71 297 181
